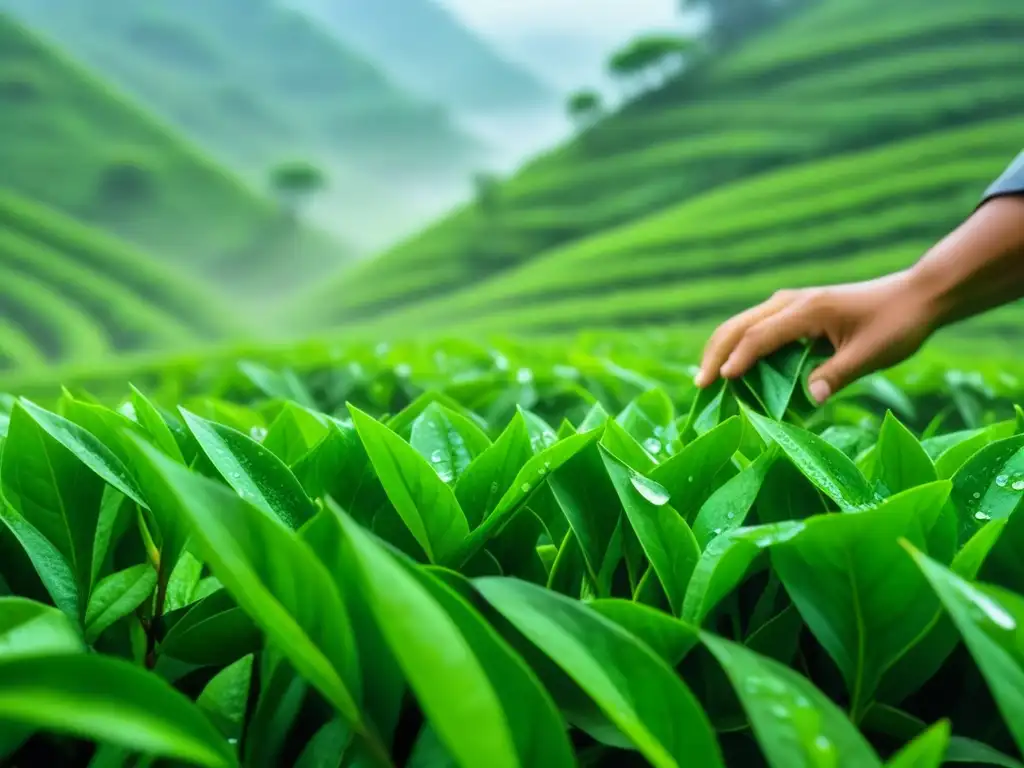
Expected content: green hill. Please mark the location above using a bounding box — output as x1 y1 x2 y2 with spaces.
0 12 349 295
1 0 482 181
295 0 1024 344
289 0 554 114
0 190 235 371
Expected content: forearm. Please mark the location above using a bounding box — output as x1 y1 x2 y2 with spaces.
908 195 1024 330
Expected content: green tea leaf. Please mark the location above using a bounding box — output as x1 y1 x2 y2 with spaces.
410 402 491 485
477 577 723 768
130 385 184 463
693 448 776 549
159 589 261 667
878 519 1007 705
0 654 234 767
740 342 814 420
602 447 699 616
683 522 804 625
350 404 469 564
615 388 678 456
239 360 316 408
181 409 316 530
944 736 1024 768
932 430 989 479
84 564 156 644
548 442 622 595
454 429 600 566
885 720 949 768
2 403 118 616
601 418 658 472
769 483 951 718
198 655 252 741
746 409 875 511
649 417 742 522
454 415 532 528
334 511 563 768
876 412 937 494
950 434 1024 535
703 633 881 768
909 546 1024 752
589 599 698 666
129 440 362 730
262 403 330 465
0 503 79 619
0 597 83 658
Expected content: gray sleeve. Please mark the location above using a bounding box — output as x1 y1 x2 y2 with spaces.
981 151 1024 204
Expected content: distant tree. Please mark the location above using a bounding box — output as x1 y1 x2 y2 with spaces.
608 34 698 96
269 160 327 219
472 171 502 215
566 89 604 130
96 155 158 206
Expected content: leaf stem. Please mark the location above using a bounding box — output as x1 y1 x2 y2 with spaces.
144 566 168 670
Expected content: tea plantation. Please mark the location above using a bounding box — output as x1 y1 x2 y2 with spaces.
0 13 350 296
2 341 1024 766
295 0 1024 337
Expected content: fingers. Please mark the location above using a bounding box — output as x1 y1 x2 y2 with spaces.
718 300 822 380
807 336 877 404
697 291 797 387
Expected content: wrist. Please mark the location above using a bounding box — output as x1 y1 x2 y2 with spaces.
902 262 957 334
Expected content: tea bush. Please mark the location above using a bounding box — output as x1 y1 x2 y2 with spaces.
1 342 1023 767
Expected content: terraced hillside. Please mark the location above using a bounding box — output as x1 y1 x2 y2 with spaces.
296 0 1024 340
1 0 486 248
0 190 235 372
0 13 349 295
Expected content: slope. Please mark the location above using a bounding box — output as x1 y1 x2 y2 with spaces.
0 190 235 371
287 0 554 115
0 12 350 296
293 0 1024 342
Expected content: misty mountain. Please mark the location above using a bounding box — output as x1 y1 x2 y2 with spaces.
286 0 556 116
1 0 483 180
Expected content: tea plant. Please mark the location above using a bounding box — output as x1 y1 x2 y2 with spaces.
1 344 1023 767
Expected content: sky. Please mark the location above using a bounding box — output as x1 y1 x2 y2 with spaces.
437 0 691 91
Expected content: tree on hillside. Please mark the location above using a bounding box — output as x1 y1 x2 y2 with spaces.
472 171 502 216
566 89 604 130
269 160 327 220
682 0 807 48
608 34 698 96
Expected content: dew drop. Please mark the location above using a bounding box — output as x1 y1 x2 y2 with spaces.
996 474 1009 488
537 466 547 476
814 735 833 754
770 704 789 719
974 510 991 521
430 450 443 464
973 491 981 499
249 426 268 443
726 511 735 520
521 483 532 493
688 475 694 483
489 481 500 496
629 472 670 506
1012 480 1024 491
643 437 662 455
794 695 810 709
712 527 723 537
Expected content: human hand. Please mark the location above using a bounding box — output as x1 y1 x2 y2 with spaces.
695 271 941 403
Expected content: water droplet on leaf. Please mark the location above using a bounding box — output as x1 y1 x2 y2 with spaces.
629 472 670 506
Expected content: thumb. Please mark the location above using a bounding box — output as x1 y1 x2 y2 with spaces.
807 339 875 404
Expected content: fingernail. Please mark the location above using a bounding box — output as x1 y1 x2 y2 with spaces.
809 379 831 404
694 368 707 387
